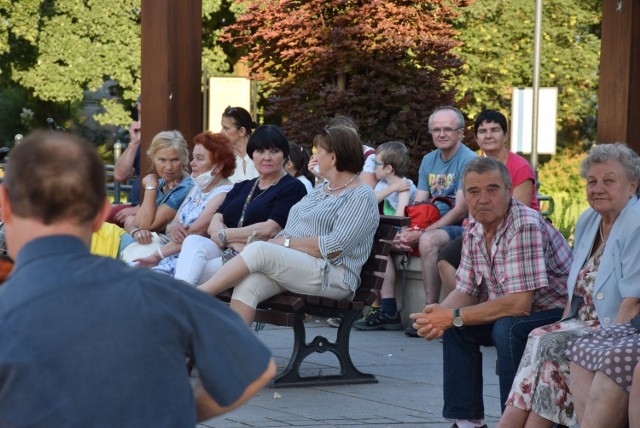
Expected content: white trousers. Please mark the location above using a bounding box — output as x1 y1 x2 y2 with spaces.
231 241 351 309
173 235 223 286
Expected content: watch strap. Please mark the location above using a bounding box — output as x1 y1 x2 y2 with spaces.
453 308 464 328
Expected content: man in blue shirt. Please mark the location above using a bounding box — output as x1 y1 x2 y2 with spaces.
394 106 476 336
0 131 275 426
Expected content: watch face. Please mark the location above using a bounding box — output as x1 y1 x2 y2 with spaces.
453 317 463 328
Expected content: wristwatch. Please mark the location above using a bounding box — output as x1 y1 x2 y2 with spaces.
283 237 291 248
218 229 227 246
452 308 464 328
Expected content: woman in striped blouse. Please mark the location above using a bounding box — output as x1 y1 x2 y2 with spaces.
199 125 380 325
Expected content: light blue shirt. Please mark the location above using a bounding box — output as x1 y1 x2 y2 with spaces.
566 196 640 326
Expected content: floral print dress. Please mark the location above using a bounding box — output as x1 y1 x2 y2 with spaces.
153 183 232 276
505 238 604 426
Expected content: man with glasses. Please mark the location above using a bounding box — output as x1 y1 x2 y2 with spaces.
393 105 476 336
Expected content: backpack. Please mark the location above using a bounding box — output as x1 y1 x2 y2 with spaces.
404 196 454 256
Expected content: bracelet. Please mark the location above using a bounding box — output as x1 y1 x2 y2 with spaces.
218 229 227 246
130 227 141 236
157 248 165 259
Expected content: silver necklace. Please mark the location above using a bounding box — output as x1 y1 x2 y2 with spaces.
253 171 287 200
326 174 357 191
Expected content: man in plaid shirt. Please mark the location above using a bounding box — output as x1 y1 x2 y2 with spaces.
411 157 571 428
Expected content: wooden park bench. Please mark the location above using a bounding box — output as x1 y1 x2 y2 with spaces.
218 215 409 388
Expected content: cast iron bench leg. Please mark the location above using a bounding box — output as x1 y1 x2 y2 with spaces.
272 309 377 387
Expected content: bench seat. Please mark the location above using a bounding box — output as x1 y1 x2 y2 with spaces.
217 215 409 387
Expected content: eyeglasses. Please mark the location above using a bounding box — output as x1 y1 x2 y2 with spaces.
373 160 385 167
428 127 463 135
224 106 237 115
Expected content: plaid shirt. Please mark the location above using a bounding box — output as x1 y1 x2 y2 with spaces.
456 199 571 312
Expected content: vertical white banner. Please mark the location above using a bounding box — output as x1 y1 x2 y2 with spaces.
510 87 558 155
208 77 255 132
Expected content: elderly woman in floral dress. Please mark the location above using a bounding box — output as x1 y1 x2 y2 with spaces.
498 143 640 428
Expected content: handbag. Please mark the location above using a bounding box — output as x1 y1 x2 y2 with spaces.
221 248 240 264
404 196 454 256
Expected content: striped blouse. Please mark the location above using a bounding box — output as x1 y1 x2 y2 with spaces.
277 184 379 293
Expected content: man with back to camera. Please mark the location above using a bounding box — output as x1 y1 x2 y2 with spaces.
411 157 571 428
0 131 275 426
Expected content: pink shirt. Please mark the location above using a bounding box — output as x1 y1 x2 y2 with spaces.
506 152 539 211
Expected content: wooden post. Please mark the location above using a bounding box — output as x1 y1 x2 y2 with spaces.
597 0 640 150
140 0 202 176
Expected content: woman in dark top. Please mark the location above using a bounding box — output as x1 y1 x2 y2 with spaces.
174 125 307 285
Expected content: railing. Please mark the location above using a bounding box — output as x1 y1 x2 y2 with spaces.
105 164 134 204
537 193 555 218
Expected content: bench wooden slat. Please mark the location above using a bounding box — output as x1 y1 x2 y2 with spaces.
254 309 295 326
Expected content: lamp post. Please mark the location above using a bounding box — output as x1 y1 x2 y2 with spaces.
531 0 543 174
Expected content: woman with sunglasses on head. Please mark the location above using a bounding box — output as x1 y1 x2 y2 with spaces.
221 106 259 183
307 115 378 188
196 125 379 326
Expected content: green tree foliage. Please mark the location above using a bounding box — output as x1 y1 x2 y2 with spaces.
0 0 142 130
5 1 141 103
223 0 470 169
0 0 234 133
538 146 589 241
450 0 601 145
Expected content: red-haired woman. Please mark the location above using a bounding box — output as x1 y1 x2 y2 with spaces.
135 132 236 275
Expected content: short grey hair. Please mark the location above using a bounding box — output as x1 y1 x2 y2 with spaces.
581 143 640 197
462 157 512 190
428 105 465 131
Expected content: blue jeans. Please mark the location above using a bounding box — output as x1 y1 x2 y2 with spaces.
442 308 563 419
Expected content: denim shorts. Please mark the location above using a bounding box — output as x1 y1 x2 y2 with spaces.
438 225 463 241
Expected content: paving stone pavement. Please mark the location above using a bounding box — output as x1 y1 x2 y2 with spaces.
198 318 502 427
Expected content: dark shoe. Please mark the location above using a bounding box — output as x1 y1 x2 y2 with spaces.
404 325 420 337
326 316 342 328
354 307 402 331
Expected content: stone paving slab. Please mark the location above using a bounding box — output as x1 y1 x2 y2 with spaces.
199 319 502 427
